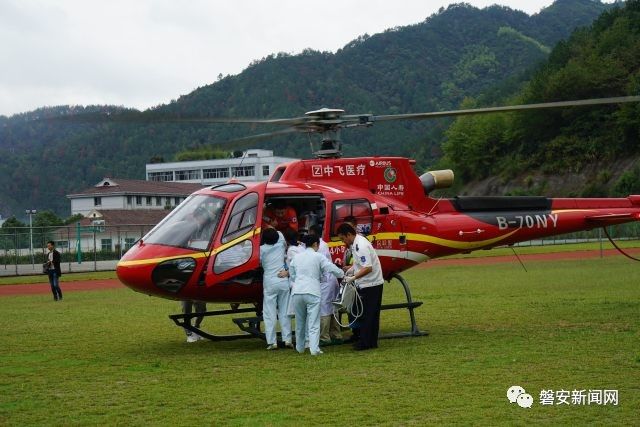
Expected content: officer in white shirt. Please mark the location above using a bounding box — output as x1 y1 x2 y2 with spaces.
289 234 345 355
336 223 384 351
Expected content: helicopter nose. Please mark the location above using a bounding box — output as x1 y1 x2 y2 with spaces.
117 256 199 297
116 261 156 296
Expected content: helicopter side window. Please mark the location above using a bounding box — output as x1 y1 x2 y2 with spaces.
331 199 373 238
221 192 258 244
213 240 253 274
263 196 325 234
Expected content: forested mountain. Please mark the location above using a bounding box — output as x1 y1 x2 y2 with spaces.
0 0 617 218
442 0 640 197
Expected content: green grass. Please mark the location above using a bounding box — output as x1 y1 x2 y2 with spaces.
0 257 638 425
0 271 117 286
447 239 640 259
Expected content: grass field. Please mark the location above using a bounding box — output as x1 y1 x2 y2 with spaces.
0 257 638 425
440 239 640 258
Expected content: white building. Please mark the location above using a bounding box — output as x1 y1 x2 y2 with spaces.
62 178 205 253
145 149 298 184
67 178 204 216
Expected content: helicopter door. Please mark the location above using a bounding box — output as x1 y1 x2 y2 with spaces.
205 182 266 285
329 198 374 263
376 209 408 261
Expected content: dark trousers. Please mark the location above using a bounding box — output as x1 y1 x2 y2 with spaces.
356 284 383 349
47 270 63 300
182 300 206 332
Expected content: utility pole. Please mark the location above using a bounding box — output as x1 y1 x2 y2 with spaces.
25 209 37 268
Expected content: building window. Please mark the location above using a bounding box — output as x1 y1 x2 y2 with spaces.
124 237 136 250
127 195 132 205
262 165 270 176
148 171 174 182
175 170 200 181
231 166 255 178
146 196 152 205
101 238 112 251
174 197 180 205
55 240 69 249
155 196 162 206
203 168 230 179
94 196 101 206
136 196 142 205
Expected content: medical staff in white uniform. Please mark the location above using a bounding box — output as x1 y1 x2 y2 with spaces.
308 224 342 344
337 223 384 351
283 228 305 317
260 228 292 350
289 234 345 355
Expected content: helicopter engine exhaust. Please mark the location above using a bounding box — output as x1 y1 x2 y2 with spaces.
420 169 454 194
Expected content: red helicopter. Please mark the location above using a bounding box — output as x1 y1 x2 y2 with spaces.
115 96 640 341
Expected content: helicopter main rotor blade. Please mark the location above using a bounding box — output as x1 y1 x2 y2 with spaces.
371 95 640 122
160 116 309 126
223 127 305 146
45 109 309 126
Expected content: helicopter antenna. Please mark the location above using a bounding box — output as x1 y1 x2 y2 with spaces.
426 196 444 216
603 226 640 262
229 150 247 181
510 246 528 272
307 132 314 156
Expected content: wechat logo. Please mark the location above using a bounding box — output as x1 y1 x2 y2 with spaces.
507 385 533 409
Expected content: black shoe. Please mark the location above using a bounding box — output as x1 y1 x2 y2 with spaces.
353 344 371 351
344 335 360 344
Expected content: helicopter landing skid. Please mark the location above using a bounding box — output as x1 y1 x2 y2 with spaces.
378 273 428 339
169 306 261 341
170 272 426 343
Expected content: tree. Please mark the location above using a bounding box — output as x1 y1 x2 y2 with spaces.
1 216 25 228
33 211 64 228
64 213 85 225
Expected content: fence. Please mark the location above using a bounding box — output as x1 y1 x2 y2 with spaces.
511 222 640 247
1 222 639 277
0 224 155 277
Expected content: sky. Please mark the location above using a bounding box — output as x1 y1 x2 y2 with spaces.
0 0 615 117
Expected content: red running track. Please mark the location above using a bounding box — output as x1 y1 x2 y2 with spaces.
0 279 124 297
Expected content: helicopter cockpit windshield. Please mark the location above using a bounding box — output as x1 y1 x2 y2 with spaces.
144 194 226 250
